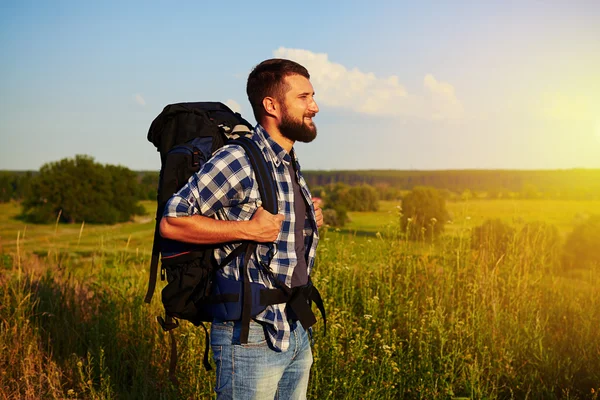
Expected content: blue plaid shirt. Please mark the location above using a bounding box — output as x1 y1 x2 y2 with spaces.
163 125 319 351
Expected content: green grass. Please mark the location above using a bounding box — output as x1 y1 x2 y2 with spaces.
1 199 600 399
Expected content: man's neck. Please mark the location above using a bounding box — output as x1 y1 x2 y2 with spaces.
260 121 294 153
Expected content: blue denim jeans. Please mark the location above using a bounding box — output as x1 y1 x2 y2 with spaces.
210 319 313 400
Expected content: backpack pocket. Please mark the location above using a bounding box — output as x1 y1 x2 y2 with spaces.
161 256 212 325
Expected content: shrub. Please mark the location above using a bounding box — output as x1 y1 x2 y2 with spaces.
323 207 349 228
563 215 600 269
471 219 515 261
400 186 448 241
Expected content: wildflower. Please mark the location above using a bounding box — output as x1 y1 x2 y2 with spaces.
364 314 372 320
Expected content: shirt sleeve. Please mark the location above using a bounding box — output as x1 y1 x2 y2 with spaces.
163 145 253 218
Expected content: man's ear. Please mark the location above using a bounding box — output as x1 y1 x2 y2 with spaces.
262 97 280 119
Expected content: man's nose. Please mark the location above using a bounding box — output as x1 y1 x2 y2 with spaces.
309 99 319 114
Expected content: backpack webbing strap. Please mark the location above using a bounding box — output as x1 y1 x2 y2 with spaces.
259 279 327 335
200 323 212 371
309 284 327 335
240 243 257 344
144 210 163 304
154 314 179 385
218 241 249 269
168 329 178 385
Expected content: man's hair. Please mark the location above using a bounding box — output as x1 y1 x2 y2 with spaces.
246 58 310 123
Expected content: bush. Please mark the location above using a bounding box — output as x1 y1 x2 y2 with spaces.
471 219 515 261
323 207 349 228
400 186 448 241
563 215 600 269
21 155 145 224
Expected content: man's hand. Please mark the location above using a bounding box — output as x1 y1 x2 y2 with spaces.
249 206 284 242
312 197 324 228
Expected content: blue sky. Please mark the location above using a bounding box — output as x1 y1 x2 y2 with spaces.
1 1 599 171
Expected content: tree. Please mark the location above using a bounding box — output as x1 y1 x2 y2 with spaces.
326 183 379 212
139 172 159 200
21 155 145 224
0 173 15 202
400 186 449 241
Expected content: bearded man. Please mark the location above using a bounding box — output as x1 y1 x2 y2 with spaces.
160 58 323 399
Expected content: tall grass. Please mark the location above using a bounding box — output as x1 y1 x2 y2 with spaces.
1 219 600 398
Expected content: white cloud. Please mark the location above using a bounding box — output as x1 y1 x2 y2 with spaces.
134 94 146 106
423 74 464 120
225 99 241 113
273 47 463 120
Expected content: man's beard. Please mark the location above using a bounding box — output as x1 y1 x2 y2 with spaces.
279 110 317 143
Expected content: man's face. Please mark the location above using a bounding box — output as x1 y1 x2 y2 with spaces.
278 74 319 143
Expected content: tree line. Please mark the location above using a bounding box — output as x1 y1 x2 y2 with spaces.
302 169 600 200
2 155 600 225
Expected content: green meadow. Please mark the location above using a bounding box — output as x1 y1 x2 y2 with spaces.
1 198 600 399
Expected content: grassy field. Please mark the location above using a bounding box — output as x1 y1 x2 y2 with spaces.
1 199 600 399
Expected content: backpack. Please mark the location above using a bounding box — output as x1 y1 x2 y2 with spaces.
144 102 326 384
144 102 278 379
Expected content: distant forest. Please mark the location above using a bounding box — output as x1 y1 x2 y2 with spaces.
301 169 600 200
2 169 600 203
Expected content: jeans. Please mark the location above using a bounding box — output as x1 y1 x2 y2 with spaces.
210 319 313 400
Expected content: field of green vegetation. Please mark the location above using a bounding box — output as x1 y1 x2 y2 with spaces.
1 198 600 399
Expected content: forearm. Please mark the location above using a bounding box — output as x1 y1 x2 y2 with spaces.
159 215 256 244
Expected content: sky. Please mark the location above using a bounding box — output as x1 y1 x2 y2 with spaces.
1 1 599 171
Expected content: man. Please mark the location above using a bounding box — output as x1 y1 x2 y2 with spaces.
160 58 323 399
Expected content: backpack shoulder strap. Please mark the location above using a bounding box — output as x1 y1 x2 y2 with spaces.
229 136 279 344
230 136 278 215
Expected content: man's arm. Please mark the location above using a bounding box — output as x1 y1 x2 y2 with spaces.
160 206 284 244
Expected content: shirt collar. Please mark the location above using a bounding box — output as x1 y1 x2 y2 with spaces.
254 124 291 166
